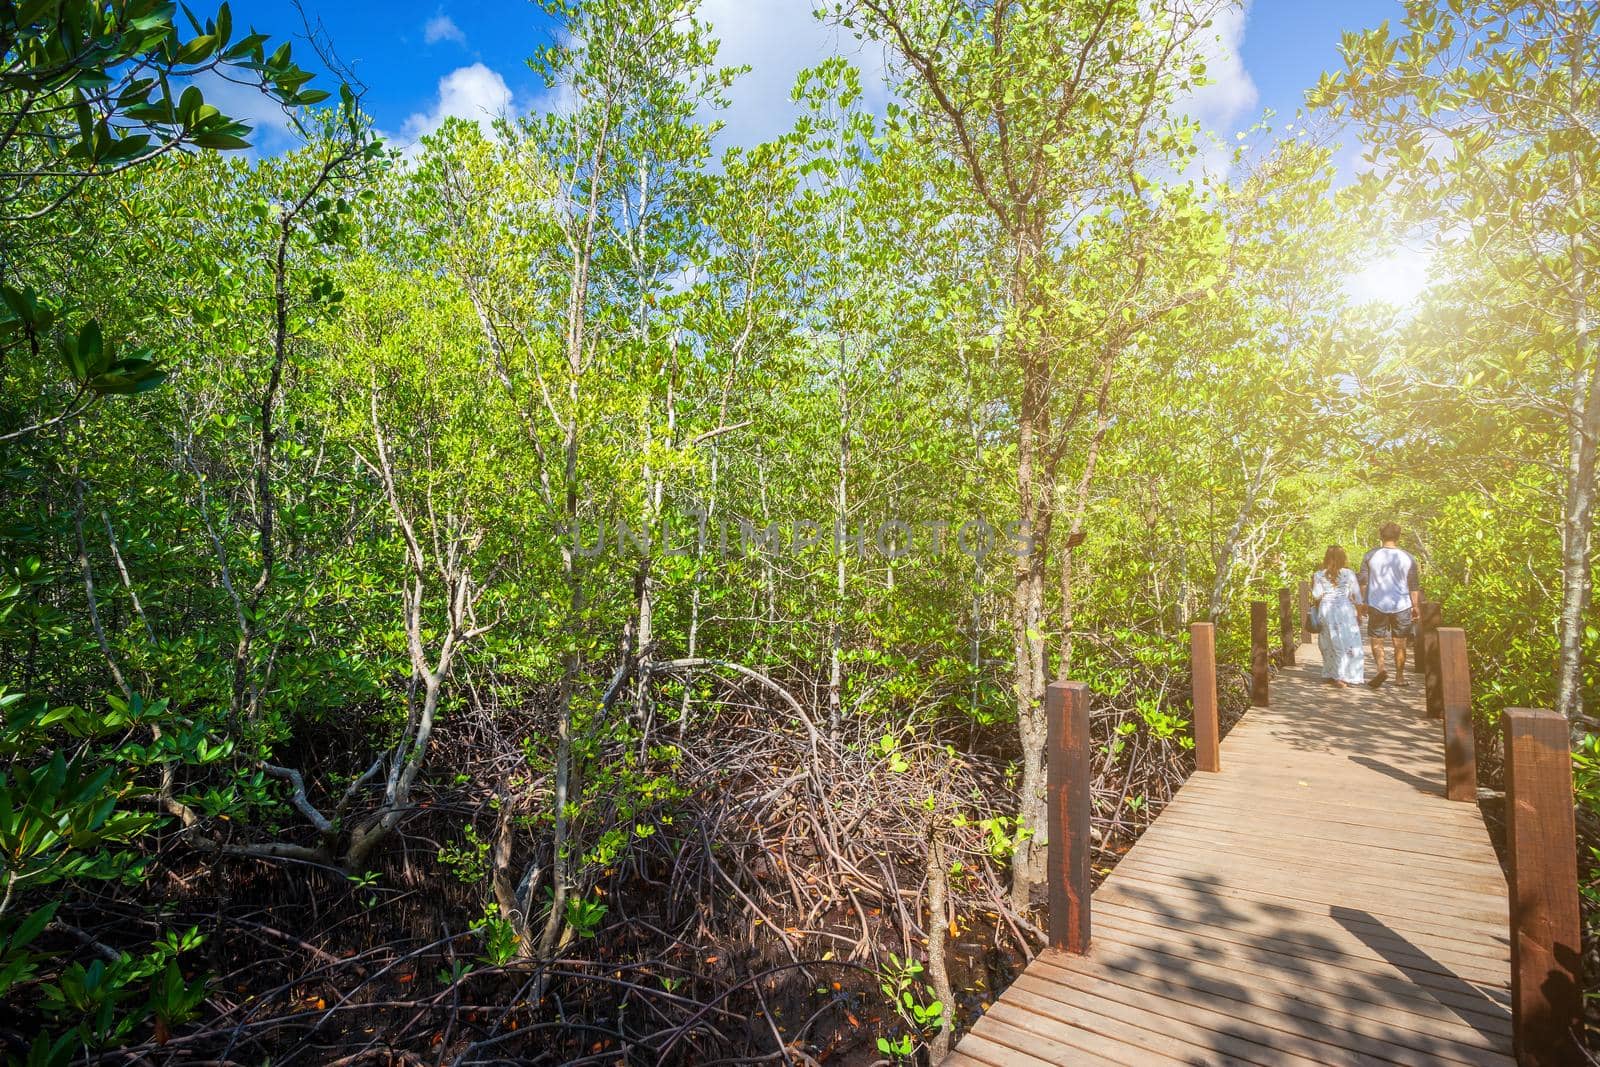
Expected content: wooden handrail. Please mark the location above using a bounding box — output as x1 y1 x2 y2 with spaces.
1190 621 1219 773
1046 680 1091 955
1438 627 1476 803
1503 708 1583 1066
1278 586 1296 666
1249 601 1270 707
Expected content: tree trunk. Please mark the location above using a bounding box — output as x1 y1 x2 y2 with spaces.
631 349 674 724
1557 302 1598 722
540 386 583 959
344 673 441 872
830 345 850 742
1056 412 1109 681
925 831 955 1061
1056 545 1077 683
231 214 299 725
1009 539 1048 911
1209 449 1272 622
1008 228 1053 910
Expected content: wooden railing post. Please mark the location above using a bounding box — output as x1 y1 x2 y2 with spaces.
1190 622 1219 773
1278 586 1295 666
1438 627 1476 803
1298 580 1312 644
1419 599 1444 720
1249 601 1269 707
1047 680 1091 955
1503 708 1583 1066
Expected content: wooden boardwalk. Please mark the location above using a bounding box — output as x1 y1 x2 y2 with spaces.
947 642 1515 1066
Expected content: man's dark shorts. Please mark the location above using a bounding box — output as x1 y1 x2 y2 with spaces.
1369 607 1414 639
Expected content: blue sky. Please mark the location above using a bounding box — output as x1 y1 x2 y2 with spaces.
220 0 1410 159
1240 2 1404 128
211 1 1431 302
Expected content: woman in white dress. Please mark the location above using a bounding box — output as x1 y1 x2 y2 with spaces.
1312 545 1365 687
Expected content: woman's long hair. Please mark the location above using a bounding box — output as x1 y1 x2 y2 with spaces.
1323 545 1348 582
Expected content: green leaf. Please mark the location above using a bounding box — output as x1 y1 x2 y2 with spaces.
177 85 203 123
190 131 251 150
9 901 59 950
175 33 217 65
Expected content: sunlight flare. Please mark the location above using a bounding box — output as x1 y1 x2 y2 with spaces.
1345 245 1434 308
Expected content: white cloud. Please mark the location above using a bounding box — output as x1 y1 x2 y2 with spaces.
1186 4 1258 130
400 63 514 143
1178 2 1260 179
424 13 467 48
695 0 888 151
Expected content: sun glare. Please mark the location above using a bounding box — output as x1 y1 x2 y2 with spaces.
1345 246 1435 309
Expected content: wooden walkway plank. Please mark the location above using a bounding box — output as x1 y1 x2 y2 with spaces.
967 1001 1188 1067
1010 969 1332 1067
1101 860 1509 926
948 1031 1060 1066
1080 917 1515 1034
1117 842 1507 903
1091 897 1509 975
1031 955 1511 1067
1059 931 1514 1049
1091 890 1510 965
1109 852 1508 917
1123 816 1505 870
1155 788 1499 839
1086 905 1509 992
1118 827 1506 885
945 642 1515 1066
981 996 1197 1066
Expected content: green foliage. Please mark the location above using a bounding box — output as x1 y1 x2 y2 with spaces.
1 0 327 179
1572 737 1600 945
473 904 520 968
34 929 206 1052
875 952 944 1060
0 690 200 901
1423 475 1568 718
0 689 219 1057
438 824 492 884
951 812 1029 863
562 893 608 941
0 0 348 446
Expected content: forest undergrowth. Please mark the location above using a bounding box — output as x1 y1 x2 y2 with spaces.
6 641 1247 1065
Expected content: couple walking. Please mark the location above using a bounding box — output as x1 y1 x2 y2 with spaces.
1312 522 1420 689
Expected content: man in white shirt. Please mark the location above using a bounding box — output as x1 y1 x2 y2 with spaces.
1358 522 1421 688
